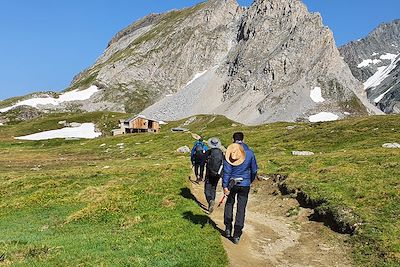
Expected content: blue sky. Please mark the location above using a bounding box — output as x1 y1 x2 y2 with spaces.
0 0 399 100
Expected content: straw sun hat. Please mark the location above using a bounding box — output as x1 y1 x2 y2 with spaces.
225 143 246 166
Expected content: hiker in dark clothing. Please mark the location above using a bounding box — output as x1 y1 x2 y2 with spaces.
223 132 258 244
191 138 208 182
204 137 224 214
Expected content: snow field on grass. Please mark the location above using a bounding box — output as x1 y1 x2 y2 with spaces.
310 87 325 103
309 112 339 123
15 123 101 140
0 85 99 113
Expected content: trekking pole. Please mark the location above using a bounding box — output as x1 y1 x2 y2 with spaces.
217 178 243 207
217 194 227 207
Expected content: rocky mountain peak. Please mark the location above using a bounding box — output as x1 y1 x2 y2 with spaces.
1 0 383 124
339 19 400 114
216 0 374 123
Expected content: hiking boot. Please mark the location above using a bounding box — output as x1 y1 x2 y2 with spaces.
232 236 240 244
208 200 215 214
225 228 232 238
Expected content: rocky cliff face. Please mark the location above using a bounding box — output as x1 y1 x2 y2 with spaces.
1 0 381 124
71 0 242 114
216 0 375 123
340 20 400 113
143 0 376 124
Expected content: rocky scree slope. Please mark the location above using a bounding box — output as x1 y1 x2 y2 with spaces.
340 19 400 113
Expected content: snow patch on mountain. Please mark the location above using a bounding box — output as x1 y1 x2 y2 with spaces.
364 55 400 89
309 112 339 122
374 88 393 103
186 70 209 86
310 87 325 103
15 123 101 140
380 53 398 60
357 59 382 68
0 86 99 113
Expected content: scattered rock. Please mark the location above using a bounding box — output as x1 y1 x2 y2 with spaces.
103 166 111 169
58 120 67 125
292 151 315 156
69 122 82 128
231 123 238 127
177 146 191 153
257 175 270 181
99 143 106 147
286 125 298 130
182 117 196 126
30 165 42 171
64 137 81 141
382 143 400 148
171 127 189 132
191 133 201 140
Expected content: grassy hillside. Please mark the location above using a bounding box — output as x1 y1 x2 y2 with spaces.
0 112 399 266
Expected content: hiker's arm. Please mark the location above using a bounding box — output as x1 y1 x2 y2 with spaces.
222 160 232 194
190 146 195 164
250 154 259 183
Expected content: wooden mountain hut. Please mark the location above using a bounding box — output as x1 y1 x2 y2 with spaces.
112 115 160 136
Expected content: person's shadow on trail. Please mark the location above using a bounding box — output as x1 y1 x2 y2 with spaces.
180 187 207 211
180 187 225 236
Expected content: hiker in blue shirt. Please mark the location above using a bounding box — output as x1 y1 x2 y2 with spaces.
223 132 258 244
191 137 208 182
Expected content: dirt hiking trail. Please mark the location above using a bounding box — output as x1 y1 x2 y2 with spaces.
189 175 354 267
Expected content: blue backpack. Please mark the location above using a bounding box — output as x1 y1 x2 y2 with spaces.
194 142 205 161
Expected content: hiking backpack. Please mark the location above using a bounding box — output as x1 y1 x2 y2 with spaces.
194 142 205 161
207 148 224 177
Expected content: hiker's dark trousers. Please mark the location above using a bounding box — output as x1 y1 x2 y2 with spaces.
224 185 250 238
194 162 205 180
204 175 219 204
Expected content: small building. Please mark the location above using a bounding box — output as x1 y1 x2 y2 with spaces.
112 115 160 136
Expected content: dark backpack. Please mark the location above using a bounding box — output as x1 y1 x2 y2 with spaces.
194 143 205 161
207 148 224 177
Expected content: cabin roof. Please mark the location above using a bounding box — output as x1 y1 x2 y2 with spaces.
124 115 159 123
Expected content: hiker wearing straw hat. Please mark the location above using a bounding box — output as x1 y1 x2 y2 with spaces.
204 137 224 214
223 132 258 244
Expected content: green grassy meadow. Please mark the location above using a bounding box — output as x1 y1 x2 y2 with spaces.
0 113 399 266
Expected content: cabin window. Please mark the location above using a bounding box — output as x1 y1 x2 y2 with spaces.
148 121 153 129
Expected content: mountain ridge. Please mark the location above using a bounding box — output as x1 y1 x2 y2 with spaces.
340 19 400 113
0 0 384 124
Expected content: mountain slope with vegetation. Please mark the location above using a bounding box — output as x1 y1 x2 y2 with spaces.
0 112 399 266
